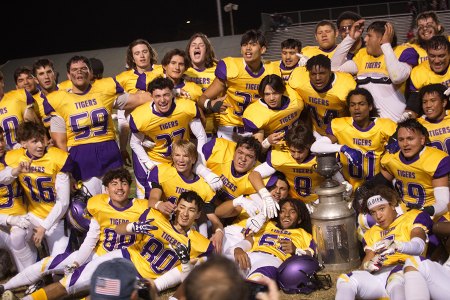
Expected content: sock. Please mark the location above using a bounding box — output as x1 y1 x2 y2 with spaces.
11 246 36 272
26 288 48 300
404 271 430 300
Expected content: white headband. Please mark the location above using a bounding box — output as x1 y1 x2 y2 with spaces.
367 195 389 210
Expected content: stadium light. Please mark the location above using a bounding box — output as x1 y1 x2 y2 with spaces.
224 3 238 35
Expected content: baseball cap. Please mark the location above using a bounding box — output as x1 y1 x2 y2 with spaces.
90 258 138 300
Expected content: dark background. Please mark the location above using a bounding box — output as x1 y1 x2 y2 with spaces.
0 0 417 64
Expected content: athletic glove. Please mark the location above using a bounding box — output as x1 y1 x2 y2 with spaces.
245 213 267 234
363 254 385 273
342 181 353 199
233 196 260 217
64 263 79 276
340 145 361 165
173 240 191 264
141 138 156 149
128 219 158 235
203 171 223 191
374 239 399 256
385 138 400 154
7 215 31 229
259 188 279 219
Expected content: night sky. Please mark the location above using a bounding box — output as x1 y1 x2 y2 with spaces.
1 0 406 65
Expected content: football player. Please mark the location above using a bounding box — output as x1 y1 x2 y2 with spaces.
336 186 432 300
197 29 280 141
302 20 339 58
20 191 213 300
0 168 147 294
288 54 356 136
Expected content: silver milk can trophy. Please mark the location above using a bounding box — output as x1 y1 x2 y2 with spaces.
311 152 360 272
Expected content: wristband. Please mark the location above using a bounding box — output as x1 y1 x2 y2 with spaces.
261 138 271 149
155 201 162 210
204 99 211 110
215 228 224 234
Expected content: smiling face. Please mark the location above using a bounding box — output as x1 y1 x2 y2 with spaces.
270 179 289 202
369 203 396 229
428 46 450 74
309 65 332 90
152 87 174 114
16 72 38 93
422 91 447 121
175 199 200 229
172 146 195 177
105 178 131 206
232 145 257 174
397 127 426 159
164 55 186 82
417 17 441 42
279 201 300 229
315 25 337 50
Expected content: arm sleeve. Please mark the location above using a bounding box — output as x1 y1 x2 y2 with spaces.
116 109 129 132
113 93 129 110
129 132 152 165
310 136 342 153
398 236 426 255
331 36 356 70
70 218 101 265
50 115 67 133
0 166 18 185
253 162 276 178
189 118 207 165
337 60 359 74
381 43 412 84
41 173 70 230
432 186 449 216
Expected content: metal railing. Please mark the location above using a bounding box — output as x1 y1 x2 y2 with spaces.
260 0 449 31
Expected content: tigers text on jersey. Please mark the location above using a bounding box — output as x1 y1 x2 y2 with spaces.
4 147 73 218
87 194 148 256
123 208 213 278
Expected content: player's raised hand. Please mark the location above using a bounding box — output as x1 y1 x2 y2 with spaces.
259 188 279 219
245 213 266 233
381 22 395 45
130 219 158 235
349 19 365 40
267 131 284 145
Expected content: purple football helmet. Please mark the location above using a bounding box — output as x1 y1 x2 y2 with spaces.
277 255 332 294
66 184 92 233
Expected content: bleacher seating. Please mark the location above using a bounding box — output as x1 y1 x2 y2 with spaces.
264 10 450 61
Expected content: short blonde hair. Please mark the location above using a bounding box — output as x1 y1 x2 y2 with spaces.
172 140 198 162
